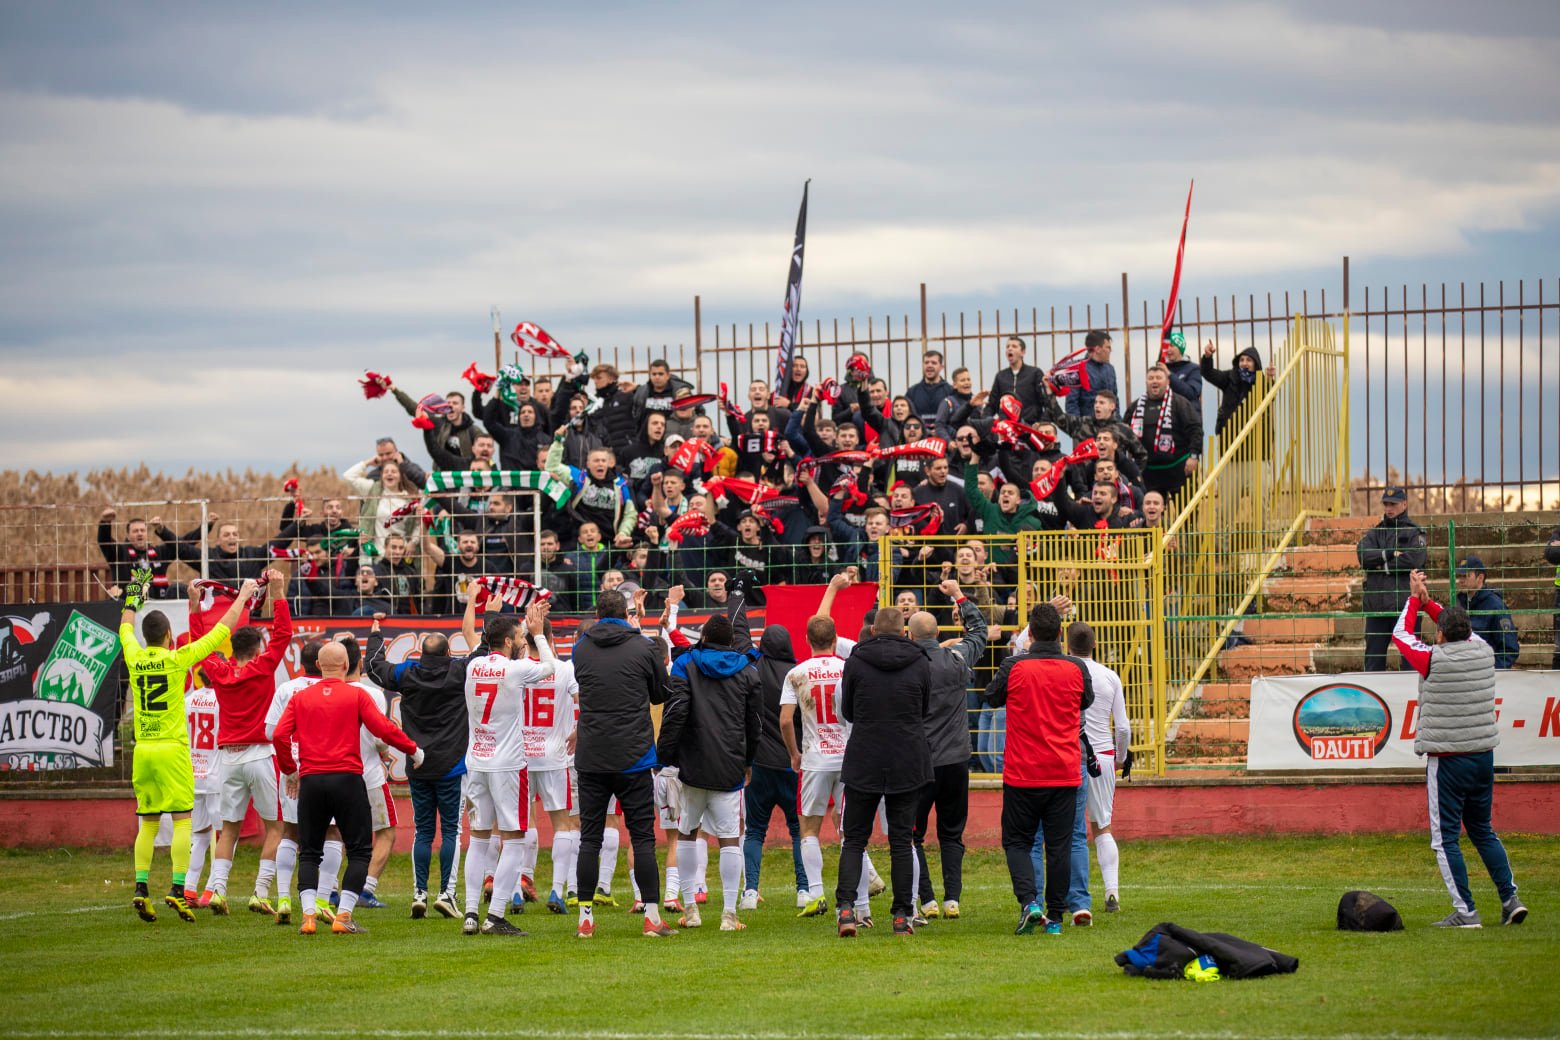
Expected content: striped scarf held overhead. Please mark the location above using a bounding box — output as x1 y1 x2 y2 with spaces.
426 469 572 507
473 576 552 611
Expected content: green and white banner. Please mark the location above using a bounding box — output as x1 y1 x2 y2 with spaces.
0 602 123 769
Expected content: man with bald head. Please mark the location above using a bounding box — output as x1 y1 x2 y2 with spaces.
366 613 483 919
273 642 423 935
907 578 988 921
834 607 932 937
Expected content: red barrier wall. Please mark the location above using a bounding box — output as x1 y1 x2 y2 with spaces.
6 777 1557 849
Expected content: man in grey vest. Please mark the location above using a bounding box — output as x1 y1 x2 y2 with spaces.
1392 569 1527 929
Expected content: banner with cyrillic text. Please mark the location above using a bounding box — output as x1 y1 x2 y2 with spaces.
1247 671 1560 770
0 602 123 769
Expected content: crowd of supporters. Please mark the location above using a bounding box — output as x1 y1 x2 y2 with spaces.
96 334 1275 619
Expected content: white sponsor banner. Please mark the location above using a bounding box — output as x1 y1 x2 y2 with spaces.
1248 671 1560 770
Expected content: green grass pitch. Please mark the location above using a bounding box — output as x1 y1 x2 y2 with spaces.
1 834 1555 1039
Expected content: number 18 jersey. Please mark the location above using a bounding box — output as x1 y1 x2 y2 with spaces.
780 654 849 772
465 653 553 773
520 658 578 772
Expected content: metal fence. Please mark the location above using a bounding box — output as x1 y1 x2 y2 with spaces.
586 260 1557 511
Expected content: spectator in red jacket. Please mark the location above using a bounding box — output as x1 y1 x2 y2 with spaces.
984 601 1095 935
273 641 422 935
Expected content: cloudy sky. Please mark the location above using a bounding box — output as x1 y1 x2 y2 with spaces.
2 1 1557 477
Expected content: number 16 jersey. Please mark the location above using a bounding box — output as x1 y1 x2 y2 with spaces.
780 654 849 772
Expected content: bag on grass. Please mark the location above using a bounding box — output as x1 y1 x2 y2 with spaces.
1336 890 1404 932
1116 922 1299 980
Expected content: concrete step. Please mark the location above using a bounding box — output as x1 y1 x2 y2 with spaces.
1214 642 1318 678
1304 516 1377 545
1282 543 1359 574
1262 577 1352 612
1171 717 1250 745
1313 642 1557 673
1241 615 1339 643
1195 681 1251 719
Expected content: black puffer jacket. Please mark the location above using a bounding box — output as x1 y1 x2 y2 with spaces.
915 597 989 767
1356 514 1428 613
840 635 932 793
572 619 667 773
588 382 638 451
364 635 475 780
657 638 762 791
752 625 799 770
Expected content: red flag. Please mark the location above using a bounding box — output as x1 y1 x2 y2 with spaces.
1160 180 1194 360
761 582 880 658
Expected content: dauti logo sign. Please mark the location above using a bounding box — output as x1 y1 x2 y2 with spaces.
1291 683 1393 761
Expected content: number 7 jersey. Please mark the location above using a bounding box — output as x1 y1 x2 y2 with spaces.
465 652 556 773
780 654 849 772
520 657 578 772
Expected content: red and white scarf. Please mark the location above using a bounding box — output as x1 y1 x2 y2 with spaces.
1129 393 1177 456
473 576 552 611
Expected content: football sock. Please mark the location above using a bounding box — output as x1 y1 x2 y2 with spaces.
664 865 680 903
1096 832 1120 895
209 858 233 897
643 900 662 925
338 890 359 915
170 817 191 890
598 827 620 893
134 817 158 883
855 850 871 913
487 832 502 878
319 841 344 897
465 836 493 917
255 857 276 899
490 838 524 919
551 830 580 897
864 853 880 884
910 844 921 908
186 829 211 893
300 887 317 915
694 838 709 893
276 838 298 901
719 845 742 914
678 839 699 905
801 836 824 898
519 829 539 882
362 875 378 896
578 900 593 926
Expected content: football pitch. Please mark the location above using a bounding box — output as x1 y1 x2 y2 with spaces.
2 834 1555 1040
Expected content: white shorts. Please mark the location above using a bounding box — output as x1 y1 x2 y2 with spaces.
279 780 299 825
1086 757 1117 828
192 789 222 833
529 768 574 814
467 769 527 833
219 756 279 823
653 771 679 830
797 768 844 818
678 786 742 839
366 781 399 832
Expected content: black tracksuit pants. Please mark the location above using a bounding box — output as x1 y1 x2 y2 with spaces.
575 769 660 907
913 763 970 903
1001 783 1078 921
297 771 373 899
835 786 920 919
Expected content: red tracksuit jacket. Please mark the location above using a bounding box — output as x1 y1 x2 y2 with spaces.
272 678 418 777
198 598 294 747
985 640 1094 787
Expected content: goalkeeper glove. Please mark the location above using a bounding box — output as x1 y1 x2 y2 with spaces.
1120 747 1134 779
123 565 152 612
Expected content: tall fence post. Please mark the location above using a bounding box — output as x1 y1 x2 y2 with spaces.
1120 272 1132 403
693 294 703 387
919 282 928 353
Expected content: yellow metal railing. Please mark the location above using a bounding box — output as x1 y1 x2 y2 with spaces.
870 314 1349 776
1157 314 1349 727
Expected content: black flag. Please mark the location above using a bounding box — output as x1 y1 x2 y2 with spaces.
773 180 809 392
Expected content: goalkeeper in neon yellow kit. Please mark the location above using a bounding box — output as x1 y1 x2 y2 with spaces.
120 569 253 923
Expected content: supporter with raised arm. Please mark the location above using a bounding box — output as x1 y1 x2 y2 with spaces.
156 516 279 583
1391 569 1526 929
989 338 1050 423
546 437 638 550
1160 331 1203 407
1064 331 1120 420
392 387 480 466
342 456 419 555
98 508 178 598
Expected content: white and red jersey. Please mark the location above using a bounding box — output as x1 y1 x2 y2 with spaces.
186 685 220 793
355 681 389 788
780 654 849 772
520 657 578 772
464 652 554 773
265 675 311 778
